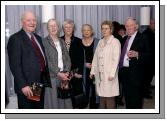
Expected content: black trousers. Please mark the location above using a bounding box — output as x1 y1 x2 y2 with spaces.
85 68 96 108
119 67 143 109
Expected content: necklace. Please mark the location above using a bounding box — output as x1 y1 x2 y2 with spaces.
65 40 71 45
83 38 93 46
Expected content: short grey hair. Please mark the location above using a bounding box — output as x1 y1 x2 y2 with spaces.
62 19 75 32
47 19 59 29
125 17 139 30
47 18 60 35
81 24 94 37
21 11 36 21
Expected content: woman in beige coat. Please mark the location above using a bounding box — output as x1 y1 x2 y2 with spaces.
90 20 121 109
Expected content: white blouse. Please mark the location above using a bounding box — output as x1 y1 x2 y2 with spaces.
53 40 63 71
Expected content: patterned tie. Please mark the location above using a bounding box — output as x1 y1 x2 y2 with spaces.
30 34 45 72
119 36 131 68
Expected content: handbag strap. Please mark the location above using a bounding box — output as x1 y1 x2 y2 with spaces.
82 49 87 93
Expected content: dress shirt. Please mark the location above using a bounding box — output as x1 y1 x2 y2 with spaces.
123 31 137 67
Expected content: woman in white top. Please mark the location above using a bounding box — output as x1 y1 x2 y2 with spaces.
90 20 121 109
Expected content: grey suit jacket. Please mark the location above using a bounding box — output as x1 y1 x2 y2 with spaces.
42 36 71 79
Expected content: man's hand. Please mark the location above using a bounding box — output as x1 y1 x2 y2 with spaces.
21 86 33 97
127 50 139 58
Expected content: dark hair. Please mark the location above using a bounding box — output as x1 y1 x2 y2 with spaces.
119 24 126 31
112 21 121 33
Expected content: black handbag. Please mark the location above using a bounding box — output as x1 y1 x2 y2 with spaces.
57 81 72 99
56 70 79 99
73 93 89 109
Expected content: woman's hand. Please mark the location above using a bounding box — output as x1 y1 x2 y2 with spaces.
108 76 114 81
74 73 82 79
57 72 70 81
85 63 92 69
89 74 94 79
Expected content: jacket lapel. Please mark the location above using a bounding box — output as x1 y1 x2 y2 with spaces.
130 32 140 50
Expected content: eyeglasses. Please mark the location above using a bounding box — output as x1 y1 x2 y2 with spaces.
101 28 110 31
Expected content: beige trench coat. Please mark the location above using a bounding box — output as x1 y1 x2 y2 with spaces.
90 35 121 97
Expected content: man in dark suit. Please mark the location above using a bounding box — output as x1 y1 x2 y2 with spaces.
142 20 155 99
7 11 51 109
118 17 151 108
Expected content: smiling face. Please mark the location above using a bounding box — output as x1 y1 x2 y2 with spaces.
21 11 37 33
125 18 138 36
82 25 93 38
47 19 59 36
63 23 74 36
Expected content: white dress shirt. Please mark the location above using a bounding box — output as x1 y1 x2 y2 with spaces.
123 31 137 67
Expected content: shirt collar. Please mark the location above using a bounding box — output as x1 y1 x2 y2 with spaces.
130 31 137 39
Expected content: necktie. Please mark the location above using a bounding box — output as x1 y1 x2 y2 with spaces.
30 34 45 72
119 36 131 68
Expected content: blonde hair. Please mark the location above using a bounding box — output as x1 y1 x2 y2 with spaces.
101 20 113 32
62 19 75 32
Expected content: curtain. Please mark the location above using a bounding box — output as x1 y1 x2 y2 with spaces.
5 5 155 96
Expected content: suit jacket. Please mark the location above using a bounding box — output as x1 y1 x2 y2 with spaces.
122 32 151 85
142 28 155 73
42 36 71 79
90 35 121 97
7 29 51 94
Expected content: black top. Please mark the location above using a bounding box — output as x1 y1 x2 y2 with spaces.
61 35 84 75
82 41 94 63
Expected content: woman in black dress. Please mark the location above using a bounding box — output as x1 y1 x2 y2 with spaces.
61 19 85 108
81 24 99 108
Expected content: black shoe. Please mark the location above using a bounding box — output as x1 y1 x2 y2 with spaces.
89 103 99 109
117 100 124 106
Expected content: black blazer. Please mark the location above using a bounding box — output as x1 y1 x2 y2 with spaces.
7 29 51 94
122 32 151 85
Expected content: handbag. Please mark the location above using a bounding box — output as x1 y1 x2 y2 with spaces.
73 93 89 109
57 81 72 99
57 69 79 99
